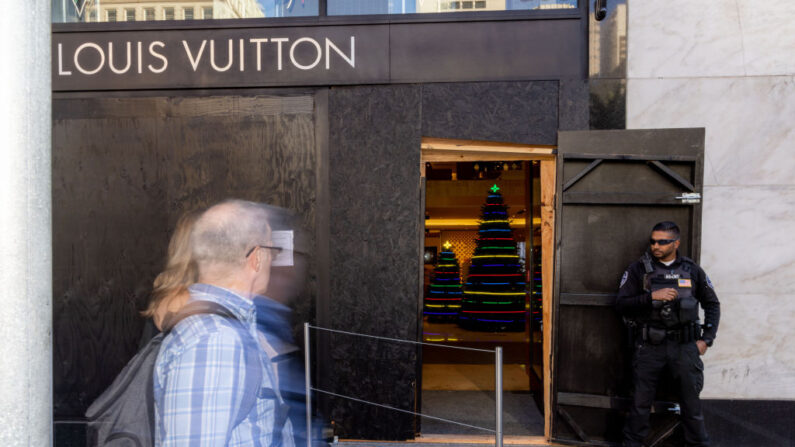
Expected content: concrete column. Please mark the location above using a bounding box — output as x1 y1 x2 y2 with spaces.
0 0 53 446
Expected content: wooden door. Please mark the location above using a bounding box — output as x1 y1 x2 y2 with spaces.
550 129 705 445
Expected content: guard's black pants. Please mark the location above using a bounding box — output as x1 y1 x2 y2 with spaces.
623 339 710 447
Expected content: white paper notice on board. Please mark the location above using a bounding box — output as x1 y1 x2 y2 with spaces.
271 230 294 267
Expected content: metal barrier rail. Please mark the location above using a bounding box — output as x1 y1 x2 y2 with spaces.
304 323 504 447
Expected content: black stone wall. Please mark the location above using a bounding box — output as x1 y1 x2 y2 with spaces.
326 85 424 440
324 80 577 439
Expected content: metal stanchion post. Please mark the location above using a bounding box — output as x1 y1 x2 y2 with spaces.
304 323 312 447
495 346 503 447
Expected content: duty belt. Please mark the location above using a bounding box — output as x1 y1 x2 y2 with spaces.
641 322 701 344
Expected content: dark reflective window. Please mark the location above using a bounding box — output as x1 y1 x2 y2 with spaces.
327 0 577 15
52 0 573 23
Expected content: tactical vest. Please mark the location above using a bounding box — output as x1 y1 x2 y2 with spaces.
640 252 700 328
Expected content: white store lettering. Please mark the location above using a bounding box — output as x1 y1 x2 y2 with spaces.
57 35 356 78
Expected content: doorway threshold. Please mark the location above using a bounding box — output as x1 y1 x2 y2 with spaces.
337 434 552 446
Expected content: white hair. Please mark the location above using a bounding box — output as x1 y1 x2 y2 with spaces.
190 199 272 279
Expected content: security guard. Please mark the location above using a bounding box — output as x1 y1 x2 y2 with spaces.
617 221 720 447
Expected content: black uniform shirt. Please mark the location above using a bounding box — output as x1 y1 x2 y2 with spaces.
616 253 721 346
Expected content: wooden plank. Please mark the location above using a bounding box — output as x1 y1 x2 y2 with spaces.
648 419 681 447
557 392 679 413
648 160 696 192
559 293 615 306
562 153 699 162
557 407 590 443
540 159 556 441
422 137 556 154
562 192 685 205
524 161 533 382
557 392 612 409
421 149 555 162
562 159 602 192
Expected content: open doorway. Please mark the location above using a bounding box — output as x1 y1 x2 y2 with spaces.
418 139 555 441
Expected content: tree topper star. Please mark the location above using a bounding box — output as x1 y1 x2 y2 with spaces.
490 184 500 193
443 241 452 250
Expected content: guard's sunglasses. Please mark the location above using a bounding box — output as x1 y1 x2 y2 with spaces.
649 238 678 246
245 245 283 258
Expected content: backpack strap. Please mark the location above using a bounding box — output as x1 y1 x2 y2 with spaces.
161 300 237 333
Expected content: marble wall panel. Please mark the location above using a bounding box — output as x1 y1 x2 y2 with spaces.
327 85 422 440
700 185 795 296
626 76 795 187
735 1 795 76
702 293 795 399
629 1 795 79
628 1 745 78
421 81 558 145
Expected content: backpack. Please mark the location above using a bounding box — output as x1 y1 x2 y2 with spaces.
85 300 257 447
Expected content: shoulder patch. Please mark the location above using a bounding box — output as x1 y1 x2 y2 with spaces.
620 271 629 288
706 275 715 289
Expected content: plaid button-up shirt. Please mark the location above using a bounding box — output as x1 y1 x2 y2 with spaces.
154 283 293 446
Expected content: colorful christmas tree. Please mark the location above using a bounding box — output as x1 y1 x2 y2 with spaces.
459 184 527 331
424 241 464 321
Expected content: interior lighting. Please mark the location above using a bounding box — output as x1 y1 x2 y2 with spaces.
461 310 525 314
464 291 525 296
468 274 522 277
425 218 529 228
471 255 519 259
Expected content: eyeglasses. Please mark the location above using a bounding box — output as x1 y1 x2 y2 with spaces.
649 238 678 246
245 245 283 258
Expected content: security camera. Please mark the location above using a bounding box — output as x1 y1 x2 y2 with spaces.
595 0 607 21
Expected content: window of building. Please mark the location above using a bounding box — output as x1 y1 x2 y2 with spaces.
328 0 577 15
53 0 577 23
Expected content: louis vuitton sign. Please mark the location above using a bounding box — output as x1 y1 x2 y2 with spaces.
53 25 390 91
52 19 585 91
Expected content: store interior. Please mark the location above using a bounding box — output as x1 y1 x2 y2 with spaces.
420 161 544 437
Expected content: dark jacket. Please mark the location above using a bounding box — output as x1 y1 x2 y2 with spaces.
616 252 720 345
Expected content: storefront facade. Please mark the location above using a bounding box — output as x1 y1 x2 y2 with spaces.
52 2 591 444
48 1 794 446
